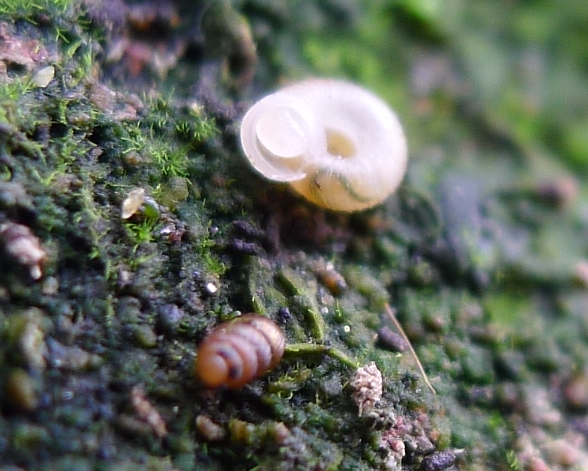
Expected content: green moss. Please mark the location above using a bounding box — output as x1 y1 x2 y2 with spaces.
175 108 218 145
1 0 587 470
0 0 73 17
276 267 325 342
124 217 160 252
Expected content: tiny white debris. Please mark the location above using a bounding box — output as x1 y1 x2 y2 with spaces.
350 361 383 416
121 188 146 219
188 100 204 117
204 282 218 295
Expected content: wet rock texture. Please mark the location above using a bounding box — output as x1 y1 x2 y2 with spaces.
1 1 588 470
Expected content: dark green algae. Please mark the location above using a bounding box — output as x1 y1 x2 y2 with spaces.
1 1 588 470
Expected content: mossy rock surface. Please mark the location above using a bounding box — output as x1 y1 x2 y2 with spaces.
1 1 588 470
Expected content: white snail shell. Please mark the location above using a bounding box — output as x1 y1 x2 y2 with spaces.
240 79 408 212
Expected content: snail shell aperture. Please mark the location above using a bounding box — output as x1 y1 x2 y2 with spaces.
194 314 286 388
240 79 408 212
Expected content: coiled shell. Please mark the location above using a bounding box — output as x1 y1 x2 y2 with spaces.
240 79 408 212
194 314 286 388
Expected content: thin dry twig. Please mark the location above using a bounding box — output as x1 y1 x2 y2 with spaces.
384 303 436 395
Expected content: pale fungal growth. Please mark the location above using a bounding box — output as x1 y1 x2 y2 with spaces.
240 79 408 211
0 222 47 280
350 361 383 416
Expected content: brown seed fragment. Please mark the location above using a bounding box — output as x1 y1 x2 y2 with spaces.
130 386 167 438
313 260 348 296
196 415 226 442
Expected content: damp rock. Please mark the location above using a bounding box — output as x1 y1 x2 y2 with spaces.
133 324 158 348
157 176 189 210
157 303 184 335
420 449 458 471
6 308 50 369
46 339 102 371
0 181 34 210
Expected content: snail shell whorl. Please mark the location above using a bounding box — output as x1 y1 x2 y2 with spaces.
240 79 408 212
195 314 286 388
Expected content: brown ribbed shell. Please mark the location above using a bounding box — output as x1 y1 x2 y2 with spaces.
194 314 286 388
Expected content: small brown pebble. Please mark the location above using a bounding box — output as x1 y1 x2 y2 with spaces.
228 419 255 444
534 177 577 207
546 439 579 467
18 314 48 370
6 369 38 412
196 415 225 442
48 340 102 371
314 261 347 296
572 261 588 289
526 456 549 471
564 372 588 409
377 326 408 352
420 450 457 471
270 422 292 445
133 324 157 348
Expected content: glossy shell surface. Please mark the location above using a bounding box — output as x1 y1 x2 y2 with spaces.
194 314 286 388
240 79 408 211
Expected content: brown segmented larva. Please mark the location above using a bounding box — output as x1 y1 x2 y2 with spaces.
194 314 286 388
